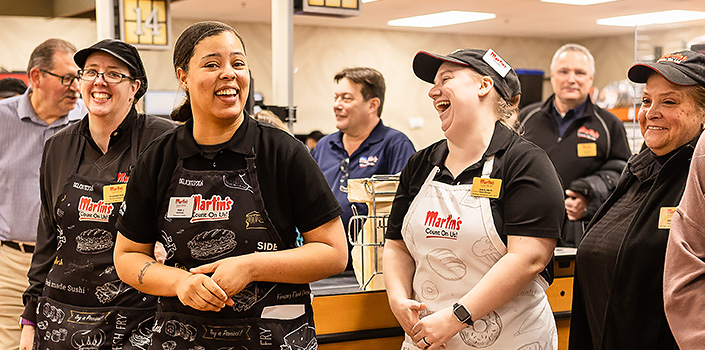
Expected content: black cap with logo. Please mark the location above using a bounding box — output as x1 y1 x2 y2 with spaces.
74 39 148 100
628 50 705 87
413 48 521 103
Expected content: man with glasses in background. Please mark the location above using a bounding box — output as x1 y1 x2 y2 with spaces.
312 67 415 270
0 38 86 349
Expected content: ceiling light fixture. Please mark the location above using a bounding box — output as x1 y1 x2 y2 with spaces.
361 0 379 3
541 0 616 5
597 10 705 27
388 11 496 28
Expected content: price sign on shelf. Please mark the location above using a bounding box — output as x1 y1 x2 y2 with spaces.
119 0 170 49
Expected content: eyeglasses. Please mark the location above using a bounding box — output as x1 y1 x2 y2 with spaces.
339 157 350 193
78 69 134 84
40 69 78 86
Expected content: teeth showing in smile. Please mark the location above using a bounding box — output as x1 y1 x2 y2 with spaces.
92 92 110 100
435 100 450 112
215 88 238 96
648 126 666 130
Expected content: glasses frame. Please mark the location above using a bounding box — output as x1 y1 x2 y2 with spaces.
39 69 78 87
78 69 135 84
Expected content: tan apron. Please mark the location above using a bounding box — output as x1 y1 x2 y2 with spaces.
400 157 557 349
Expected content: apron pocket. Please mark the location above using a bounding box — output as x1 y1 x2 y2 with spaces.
35 297 156 350
153 310 316 349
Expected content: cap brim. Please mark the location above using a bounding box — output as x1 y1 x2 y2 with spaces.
628 63 699 86
74 47 138 74
413 51 470 84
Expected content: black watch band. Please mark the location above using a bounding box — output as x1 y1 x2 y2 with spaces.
452 303 473 326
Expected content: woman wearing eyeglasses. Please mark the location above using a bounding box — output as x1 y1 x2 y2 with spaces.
19 39 175 350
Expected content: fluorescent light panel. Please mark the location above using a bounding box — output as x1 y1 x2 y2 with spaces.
597 10 705 27
361 0 378 3
388 11 496 28
541 0 616 5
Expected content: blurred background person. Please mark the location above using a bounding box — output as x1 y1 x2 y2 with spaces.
519 43 630 248
305 130 324 151
312 66 415 270
0 78 27 100
663 55 705 350
114 21 347 349
384 48 563 349
253 108 290 133
20 39 175 350
0 38 85 350
570 50 705 350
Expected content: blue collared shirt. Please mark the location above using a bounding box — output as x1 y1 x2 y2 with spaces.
552 98 588 138
0 88 86 242
311 120 416 231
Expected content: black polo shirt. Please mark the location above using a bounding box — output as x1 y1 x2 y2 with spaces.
116 115 342 249
385 122 564 243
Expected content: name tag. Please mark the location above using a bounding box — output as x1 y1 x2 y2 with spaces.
103 184 127 203
577 143 597 157
471 177 502 198
658 207 677 229
167 197 194 218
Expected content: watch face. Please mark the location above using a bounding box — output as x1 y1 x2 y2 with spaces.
454 304 471 322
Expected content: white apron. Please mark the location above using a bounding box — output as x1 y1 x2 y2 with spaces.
400 157 557 350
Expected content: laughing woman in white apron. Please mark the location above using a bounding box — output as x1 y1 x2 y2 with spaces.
384 49 565 350
20 39 176 350
113 21 348 349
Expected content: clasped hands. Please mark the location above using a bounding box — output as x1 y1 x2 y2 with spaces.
174 256 252 312
392 298 466 349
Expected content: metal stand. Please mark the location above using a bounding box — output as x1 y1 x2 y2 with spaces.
347 175 399 290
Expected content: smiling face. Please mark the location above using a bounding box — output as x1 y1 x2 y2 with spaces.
550 50 594 111
428 62 489 138
80 52 139 120
333 77 378 134
639 73 705 156
177 31 250 124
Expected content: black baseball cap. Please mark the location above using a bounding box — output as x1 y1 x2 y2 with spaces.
74 39 148 100
0 78 28 98
628 50 705 87
413 48 521 102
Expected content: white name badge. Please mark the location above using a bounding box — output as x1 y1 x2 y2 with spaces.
167 197 194 218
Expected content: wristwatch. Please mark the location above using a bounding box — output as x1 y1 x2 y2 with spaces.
452 303 473 326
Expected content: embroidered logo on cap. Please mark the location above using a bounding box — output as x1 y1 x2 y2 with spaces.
657 53 688 64
482 48 511 78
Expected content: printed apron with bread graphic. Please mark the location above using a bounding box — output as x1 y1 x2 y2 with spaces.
400 157 557 350
37 124 158 350
154 152 316 349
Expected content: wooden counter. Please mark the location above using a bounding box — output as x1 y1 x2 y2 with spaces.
313 248 576 349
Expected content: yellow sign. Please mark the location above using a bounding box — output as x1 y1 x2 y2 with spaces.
658 207 677 229
295 0 360 17
120 0 170 48
103 184 127 204
577 143 597 157
471 177 502 199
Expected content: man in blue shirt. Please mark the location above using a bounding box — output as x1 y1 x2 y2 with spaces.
0 38 86 349
312 67 415 270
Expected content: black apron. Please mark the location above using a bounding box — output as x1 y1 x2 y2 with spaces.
152 150 316 350
36 118 157 350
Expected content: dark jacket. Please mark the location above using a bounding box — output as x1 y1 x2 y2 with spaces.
519 95 630 247
569 134 701 350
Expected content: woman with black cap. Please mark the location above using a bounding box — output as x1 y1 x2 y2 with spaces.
569 50 705 350
19 39 175 350
383 48 564 350
112 21 347 349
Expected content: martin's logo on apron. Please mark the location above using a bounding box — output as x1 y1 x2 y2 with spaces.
191 194 233 223
424 210 462 240
77 196 114 223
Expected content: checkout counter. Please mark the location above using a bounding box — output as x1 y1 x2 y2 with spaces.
310 176 577 350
